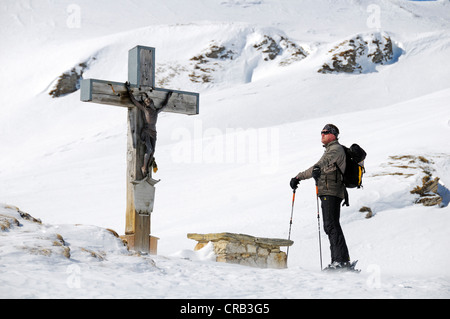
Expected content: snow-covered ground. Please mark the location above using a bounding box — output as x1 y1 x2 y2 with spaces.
0 0 449 299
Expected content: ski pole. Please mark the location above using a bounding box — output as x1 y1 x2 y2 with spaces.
286 189 296 260
315 182 323 271
312 166 323 271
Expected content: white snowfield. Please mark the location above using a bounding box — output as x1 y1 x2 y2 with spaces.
0 0 449 299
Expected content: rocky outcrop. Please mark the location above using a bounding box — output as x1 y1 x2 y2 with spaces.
185 33 308 84
0 205 70 258
411 175 443 207
187 232 293 269
49 57 96 98
373 154 447 208
318 32 394 74
253 35 307 64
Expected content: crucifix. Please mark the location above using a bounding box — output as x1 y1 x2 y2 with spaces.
80 45 199 254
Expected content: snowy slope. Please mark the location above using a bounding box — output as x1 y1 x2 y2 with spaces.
1 0 450 299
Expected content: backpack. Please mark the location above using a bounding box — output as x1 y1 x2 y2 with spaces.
342 144 366 188
338 143 367 206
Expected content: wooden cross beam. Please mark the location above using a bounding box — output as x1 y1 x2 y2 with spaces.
80 80 199 115
79 45 199 254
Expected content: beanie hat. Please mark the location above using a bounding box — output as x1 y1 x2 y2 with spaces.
322 124 339 138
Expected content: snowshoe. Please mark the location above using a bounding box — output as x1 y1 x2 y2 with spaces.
323 260 360 273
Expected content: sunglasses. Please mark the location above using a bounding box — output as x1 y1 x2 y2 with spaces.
321 130 331 135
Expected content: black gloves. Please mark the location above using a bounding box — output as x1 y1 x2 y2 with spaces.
290 177 299 190
291 165 321 190
312 165 321 181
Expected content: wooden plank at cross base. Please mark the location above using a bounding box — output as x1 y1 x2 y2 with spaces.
120 234 159 255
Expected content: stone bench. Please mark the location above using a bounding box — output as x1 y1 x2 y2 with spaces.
187 232 293 269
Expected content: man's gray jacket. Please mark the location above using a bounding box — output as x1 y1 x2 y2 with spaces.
296 140 346 199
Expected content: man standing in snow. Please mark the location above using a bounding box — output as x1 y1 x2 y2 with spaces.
290 124 352 270
125 81 172 177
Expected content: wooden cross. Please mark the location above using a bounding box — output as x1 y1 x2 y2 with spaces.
80 45 199 254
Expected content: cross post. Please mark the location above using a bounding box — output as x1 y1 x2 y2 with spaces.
80 45 199 254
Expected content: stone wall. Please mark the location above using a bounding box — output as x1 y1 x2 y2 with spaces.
187 232 293 269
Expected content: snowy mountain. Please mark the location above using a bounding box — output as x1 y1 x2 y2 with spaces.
0 0 449 299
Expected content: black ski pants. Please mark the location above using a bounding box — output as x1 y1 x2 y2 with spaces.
320 195 350 263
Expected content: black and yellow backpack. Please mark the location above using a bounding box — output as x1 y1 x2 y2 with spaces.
338 143 367 206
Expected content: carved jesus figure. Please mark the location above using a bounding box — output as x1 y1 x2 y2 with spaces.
125 81 172 177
